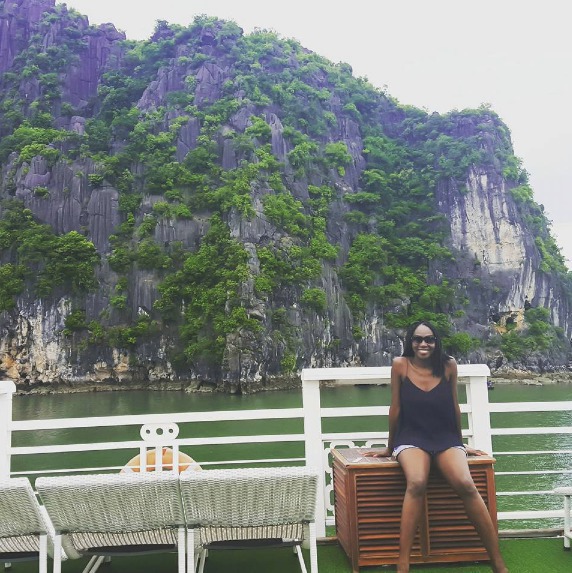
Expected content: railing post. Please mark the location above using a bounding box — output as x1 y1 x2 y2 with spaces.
465 369 493 454
301 372 326 538
0 380 16 478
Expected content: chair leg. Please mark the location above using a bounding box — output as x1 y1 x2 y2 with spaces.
39 533 48 573
564 495 571 550
82 555 106 573
177 527 185 573
53 535 62 573
294 545 308 573
198 548 208 573
308 522 318 573
186 529 194 572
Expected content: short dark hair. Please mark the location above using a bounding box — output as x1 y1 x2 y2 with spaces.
402 320 451 377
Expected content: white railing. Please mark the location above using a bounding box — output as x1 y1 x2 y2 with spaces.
1 366 571 539
490 400 572 525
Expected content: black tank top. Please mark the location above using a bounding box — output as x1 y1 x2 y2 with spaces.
393 369 462 453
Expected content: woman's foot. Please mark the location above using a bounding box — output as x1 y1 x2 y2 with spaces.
491 561 508 573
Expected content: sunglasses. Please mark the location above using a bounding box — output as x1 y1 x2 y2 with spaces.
411 335 436 345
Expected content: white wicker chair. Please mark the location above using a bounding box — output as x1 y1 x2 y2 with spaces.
554 486 572 550
0 477 50 573
36 472 186 573
179 466 319 573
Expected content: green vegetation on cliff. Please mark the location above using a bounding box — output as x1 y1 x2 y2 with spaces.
0 6 570 386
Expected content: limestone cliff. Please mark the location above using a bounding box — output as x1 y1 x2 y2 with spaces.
0 0 570 392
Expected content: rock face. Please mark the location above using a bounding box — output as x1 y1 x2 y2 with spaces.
442 168 547 308
0 0 570 392
437 166 570 330
0 0 55 73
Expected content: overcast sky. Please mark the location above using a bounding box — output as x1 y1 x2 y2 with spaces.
60 0 572 264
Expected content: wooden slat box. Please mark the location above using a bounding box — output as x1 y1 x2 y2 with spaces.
332 448 498 572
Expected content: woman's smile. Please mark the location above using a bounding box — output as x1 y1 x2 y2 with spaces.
412 326 436 359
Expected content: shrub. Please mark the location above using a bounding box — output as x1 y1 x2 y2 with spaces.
63 309 87 335
301 288 327 314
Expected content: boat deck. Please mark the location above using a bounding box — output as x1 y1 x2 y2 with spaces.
4 536 570 572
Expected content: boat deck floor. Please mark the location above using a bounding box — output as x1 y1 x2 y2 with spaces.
4 536 570 572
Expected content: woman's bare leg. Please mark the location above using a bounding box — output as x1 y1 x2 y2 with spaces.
435 448 508 573
395 448 431 573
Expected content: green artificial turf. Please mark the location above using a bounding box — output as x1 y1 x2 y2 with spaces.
5 537 570 571
318 537 571 573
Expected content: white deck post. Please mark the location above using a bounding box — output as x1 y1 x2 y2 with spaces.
0 380 16 479
301 372 326 538
463 365 493 454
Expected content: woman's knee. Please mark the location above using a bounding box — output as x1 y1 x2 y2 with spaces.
405 476 428 497
449 477 479 498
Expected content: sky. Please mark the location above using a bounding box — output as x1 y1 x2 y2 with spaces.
60 0 572 264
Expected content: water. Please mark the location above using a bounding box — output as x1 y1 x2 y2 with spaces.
11 381 572 529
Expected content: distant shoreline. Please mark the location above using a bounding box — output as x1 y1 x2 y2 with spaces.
489 371 572 385
6 368 572 395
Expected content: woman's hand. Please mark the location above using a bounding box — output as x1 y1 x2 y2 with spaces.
466 446 488 456
361 447 392 458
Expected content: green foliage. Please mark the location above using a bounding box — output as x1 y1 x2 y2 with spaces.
88 174 104 187
309 231 338 261
110 294 128 310
152 201 171 217
18 143 59 165
137 215 157 238
256 244 321 293
535 236 567 274
155 216 253 366
84 119 112 154
87 321 106 344
135 239 171 270
343 192 379 206
107 316 159 347
324 142 352 175
502 155 529 184
0 125 67 162
0 202 99 297
118 194 142 214
108 247 133 273
63 309 87 335
499 331 530 361
263 193 310 237
0 264 26 311
300 288 327 314
287 140 318 172
280 351 297 373
500 307 568 360
338 233 390 312
510 184 534 205
443 332 478 356
36 231 100 295
245 116 272 142
33 186 50 197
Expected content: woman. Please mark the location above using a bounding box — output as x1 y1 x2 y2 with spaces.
364 321 508 573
